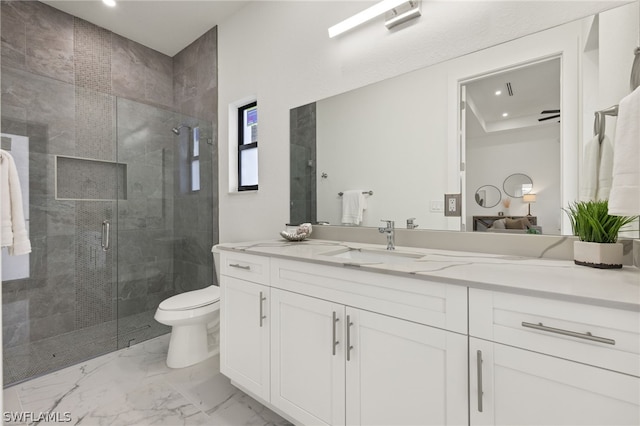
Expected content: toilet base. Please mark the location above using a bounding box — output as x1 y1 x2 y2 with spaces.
166 323 217 368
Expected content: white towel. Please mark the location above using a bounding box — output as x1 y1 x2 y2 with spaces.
596 135 614 201
608 87 640 216
341 190 367 225
579 134 600 201
0 149 31 255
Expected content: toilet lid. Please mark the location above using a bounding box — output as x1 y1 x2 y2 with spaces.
159 286 221 311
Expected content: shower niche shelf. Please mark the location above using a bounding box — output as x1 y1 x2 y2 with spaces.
55 155 127 201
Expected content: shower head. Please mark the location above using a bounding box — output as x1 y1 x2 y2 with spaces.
171 124 191 135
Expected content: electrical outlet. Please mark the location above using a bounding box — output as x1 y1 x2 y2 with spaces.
444 194 462 217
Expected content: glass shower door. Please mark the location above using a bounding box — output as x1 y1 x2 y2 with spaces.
115 98 215 350
1 81 121 385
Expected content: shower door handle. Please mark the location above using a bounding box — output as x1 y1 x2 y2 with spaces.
102 220 111 251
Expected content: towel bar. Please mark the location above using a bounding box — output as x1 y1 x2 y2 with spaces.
338 190 373 196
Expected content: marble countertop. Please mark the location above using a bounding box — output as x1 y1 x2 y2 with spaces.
216 239 640 311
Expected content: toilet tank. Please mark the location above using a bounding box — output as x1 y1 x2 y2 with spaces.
212 244 221 285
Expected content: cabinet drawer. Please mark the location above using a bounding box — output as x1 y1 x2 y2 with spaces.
469 288 640 376
271 258 467 334
220 251 270 285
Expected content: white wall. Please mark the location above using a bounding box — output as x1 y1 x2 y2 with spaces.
316 63 449 229
217 1 633 243
466 126 561 234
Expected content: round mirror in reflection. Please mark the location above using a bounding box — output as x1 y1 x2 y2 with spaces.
503 173 533 198
475 185 502 208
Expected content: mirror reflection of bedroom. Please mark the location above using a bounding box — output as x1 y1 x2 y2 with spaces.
463 58 561 235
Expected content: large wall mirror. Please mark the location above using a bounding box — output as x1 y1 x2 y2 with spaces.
290 2 639 236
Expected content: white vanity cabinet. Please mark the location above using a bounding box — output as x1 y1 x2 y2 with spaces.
220 252 271 401
469 288 640 426
269 258 468 426
269 288 345 426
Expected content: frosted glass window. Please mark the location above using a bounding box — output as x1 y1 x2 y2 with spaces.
191 160 200 191
190 127 200 192
240 148 258 187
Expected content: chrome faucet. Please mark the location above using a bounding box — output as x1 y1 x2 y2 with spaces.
378 220 395 250
406 217 418 229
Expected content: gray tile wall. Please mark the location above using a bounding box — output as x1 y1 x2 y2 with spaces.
1 0 219 384
173 27 218 287
290 103 317 225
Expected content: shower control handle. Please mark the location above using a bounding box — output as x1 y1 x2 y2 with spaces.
101 220 111 251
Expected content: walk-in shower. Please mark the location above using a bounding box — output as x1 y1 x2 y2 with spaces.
1 96 214 387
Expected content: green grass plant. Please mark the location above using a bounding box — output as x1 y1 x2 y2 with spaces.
564 200 638 243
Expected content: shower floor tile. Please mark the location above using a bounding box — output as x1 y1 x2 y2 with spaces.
4 334 292 426
3 309 169 386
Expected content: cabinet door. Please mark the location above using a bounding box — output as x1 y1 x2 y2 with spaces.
470 338 640 426
270 289 346 426
220 276 270 401
346 308 468 426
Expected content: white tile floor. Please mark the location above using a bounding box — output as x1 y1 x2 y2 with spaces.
3 334 292 425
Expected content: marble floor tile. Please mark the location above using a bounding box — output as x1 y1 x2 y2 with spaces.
4 334 292 426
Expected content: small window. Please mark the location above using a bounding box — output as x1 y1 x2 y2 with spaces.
190 127 200 192
238 102 258 191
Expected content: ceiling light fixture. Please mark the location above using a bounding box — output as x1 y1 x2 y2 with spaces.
103 0 116 7
328 0 413 38
495 90 502 96
502 112 509 117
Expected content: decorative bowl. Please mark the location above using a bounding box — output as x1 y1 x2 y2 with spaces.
280 223 312 242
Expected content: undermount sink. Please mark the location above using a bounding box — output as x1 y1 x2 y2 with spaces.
321 248 424 264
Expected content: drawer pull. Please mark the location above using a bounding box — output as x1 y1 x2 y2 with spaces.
476 350 483 413
346 315 354 361
230 263 251 271
259 292 267 327
332 311 340 356
521 322 615 345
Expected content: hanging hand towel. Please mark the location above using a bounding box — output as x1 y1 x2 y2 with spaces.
579 134 600 201
0 149 31 255
596 135 614 201
341 190 367 225
608 87 640 215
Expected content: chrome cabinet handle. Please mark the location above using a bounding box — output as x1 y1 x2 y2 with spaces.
477 350 483 413
101 220 110 251
230 263 251 270
521 321 615 345
346 315 354 361
332 311 340 356
259 292 267 327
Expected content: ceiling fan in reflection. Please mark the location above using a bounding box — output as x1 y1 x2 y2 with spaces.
538 109 561 122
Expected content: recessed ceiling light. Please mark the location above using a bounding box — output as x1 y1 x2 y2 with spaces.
495 90 502 96
502 112 509 117
103 0 116 7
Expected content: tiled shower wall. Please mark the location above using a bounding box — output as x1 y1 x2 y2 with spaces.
0 0 218 384
290 102 317 225
173 27 218 291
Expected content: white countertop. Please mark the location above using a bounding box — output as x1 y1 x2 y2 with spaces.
216 239 640 311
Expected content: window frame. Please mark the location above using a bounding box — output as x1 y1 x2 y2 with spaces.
237 101 258 191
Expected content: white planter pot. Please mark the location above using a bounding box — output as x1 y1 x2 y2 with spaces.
573 241 623 269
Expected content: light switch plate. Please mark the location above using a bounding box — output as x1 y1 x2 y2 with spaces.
444 193 461 217
430 200 444 212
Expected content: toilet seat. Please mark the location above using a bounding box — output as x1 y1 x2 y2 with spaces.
159 286 221 311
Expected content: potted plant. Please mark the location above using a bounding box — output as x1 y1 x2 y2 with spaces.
564 200 638 269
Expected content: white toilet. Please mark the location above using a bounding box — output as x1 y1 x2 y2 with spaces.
154 285 221 368
155 246 224 368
